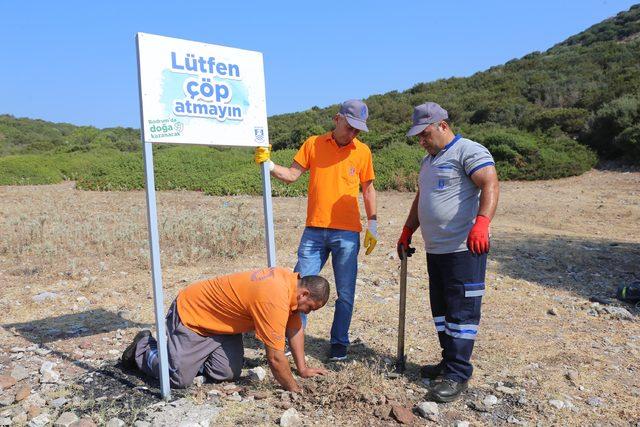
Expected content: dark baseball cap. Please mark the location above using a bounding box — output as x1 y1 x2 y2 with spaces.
339 99 369 132
406 102 448 137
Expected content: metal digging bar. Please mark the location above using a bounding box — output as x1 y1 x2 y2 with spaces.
396 246 408 372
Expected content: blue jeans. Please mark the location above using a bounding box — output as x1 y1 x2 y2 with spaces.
294 227 360 347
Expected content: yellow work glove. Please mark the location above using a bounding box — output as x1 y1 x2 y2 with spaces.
254 145 275 171
364 219 378 255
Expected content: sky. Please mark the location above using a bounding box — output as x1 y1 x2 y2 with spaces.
1 0 637 129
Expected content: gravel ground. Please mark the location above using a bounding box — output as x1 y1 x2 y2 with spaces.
0 168 639 425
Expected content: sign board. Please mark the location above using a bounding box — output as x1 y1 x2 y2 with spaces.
135 32 277 400
137 32 268 147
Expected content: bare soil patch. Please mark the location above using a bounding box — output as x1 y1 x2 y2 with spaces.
1 169 639 425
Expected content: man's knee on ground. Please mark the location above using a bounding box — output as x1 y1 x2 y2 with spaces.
169 370 195 389
216 359 243 381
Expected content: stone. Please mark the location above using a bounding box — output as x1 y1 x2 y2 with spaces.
565 370 579 383
24 392 46 408
391 405 415 425
549 399 565 409
0 376 16 390
587 397 604 407
227 392 242 402
279 408 302 427
51 397 68 408
54 412 79 427
374 405 392 419
604 306 633 320
250 391 269 400
105 418 125 427
416 401 439 420
547 307 558 316
40 362 60 383
33 292 58 303
27 405 42 419
467 401 489 412
11 365 30 382
455 421 470 427
0 392 15 406
483 394 499 406
151 400 220 427
507 415 526 425
192 376 205 387
133 422 151 427
248 366 267 382
13 413 28 425
15 385 30 401
496 385 517 395
35 348 52 356
28 413 51 427
72 418 98 427
0 417 11 426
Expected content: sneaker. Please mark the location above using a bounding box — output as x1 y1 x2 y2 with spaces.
420 360 445 380
284 343 292 357
121 330 151 369
429 378 468 403
328 344 348 361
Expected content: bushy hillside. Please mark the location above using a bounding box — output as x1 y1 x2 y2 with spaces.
2 5 639 191
269 5 640 163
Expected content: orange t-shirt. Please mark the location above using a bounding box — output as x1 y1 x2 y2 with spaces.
176 267 302 351
293 132 375 232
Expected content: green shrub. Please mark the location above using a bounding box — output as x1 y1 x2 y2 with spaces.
582 95 640 159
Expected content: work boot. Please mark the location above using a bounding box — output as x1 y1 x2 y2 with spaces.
328 344 348 361
429 378 468 403
121 330 151 369
420 360 445 380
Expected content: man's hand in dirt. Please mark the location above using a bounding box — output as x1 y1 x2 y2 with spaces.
254 145 275 171
467 215 490 254
298 366 328 378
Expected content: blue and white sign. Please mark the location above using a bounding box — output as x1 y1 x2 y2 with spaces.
136 32 269 147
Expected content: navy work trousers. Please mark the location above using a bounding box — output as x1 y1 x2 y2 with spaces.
427 250 487 382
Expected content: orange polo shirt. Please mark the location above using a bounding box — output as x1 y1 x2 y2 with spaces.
293 132 375 232
176 267 302 351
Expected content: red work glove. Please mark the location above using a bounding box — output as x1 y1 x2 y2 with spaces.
467 215 491 254
397 225 417 260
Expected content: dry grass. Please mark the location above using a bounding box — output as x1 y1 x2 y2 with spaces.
1 170 639 425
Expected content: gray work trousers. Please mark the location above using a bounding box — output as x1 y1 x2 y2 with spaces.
134 300 244 388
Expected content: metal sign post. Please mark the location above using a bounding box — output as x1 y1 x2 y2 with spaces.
141 143 172 400
261 163 276 268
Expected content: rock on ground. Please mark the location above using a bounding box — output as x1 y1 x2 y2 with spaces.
248 366 267 382
53 412 79 427
0 376 16 390
105 418 125 427
416 401 439 420
280 408 302 427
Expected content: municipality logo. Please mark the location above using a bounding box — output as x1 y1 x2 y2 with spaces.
254 127 265 143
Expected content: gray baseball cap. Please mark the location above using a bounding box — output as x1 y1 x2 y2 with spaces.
339 99 369 132
406 102 448 136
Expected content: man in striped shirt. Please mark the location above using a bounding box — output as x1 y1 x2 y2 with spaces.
397 102 500 403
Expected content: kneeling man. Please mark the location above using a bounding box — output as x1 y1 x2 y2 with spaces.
122 267 330 393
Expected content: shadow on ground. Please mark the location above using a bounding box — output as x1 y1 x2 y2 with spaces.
243 330 427 385
3 308 151 344
2 309 159 399
491 232 639 309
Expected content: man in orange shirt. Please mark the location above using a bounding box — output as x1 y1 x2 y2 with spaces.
255 100 377 361
121 267 329 392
